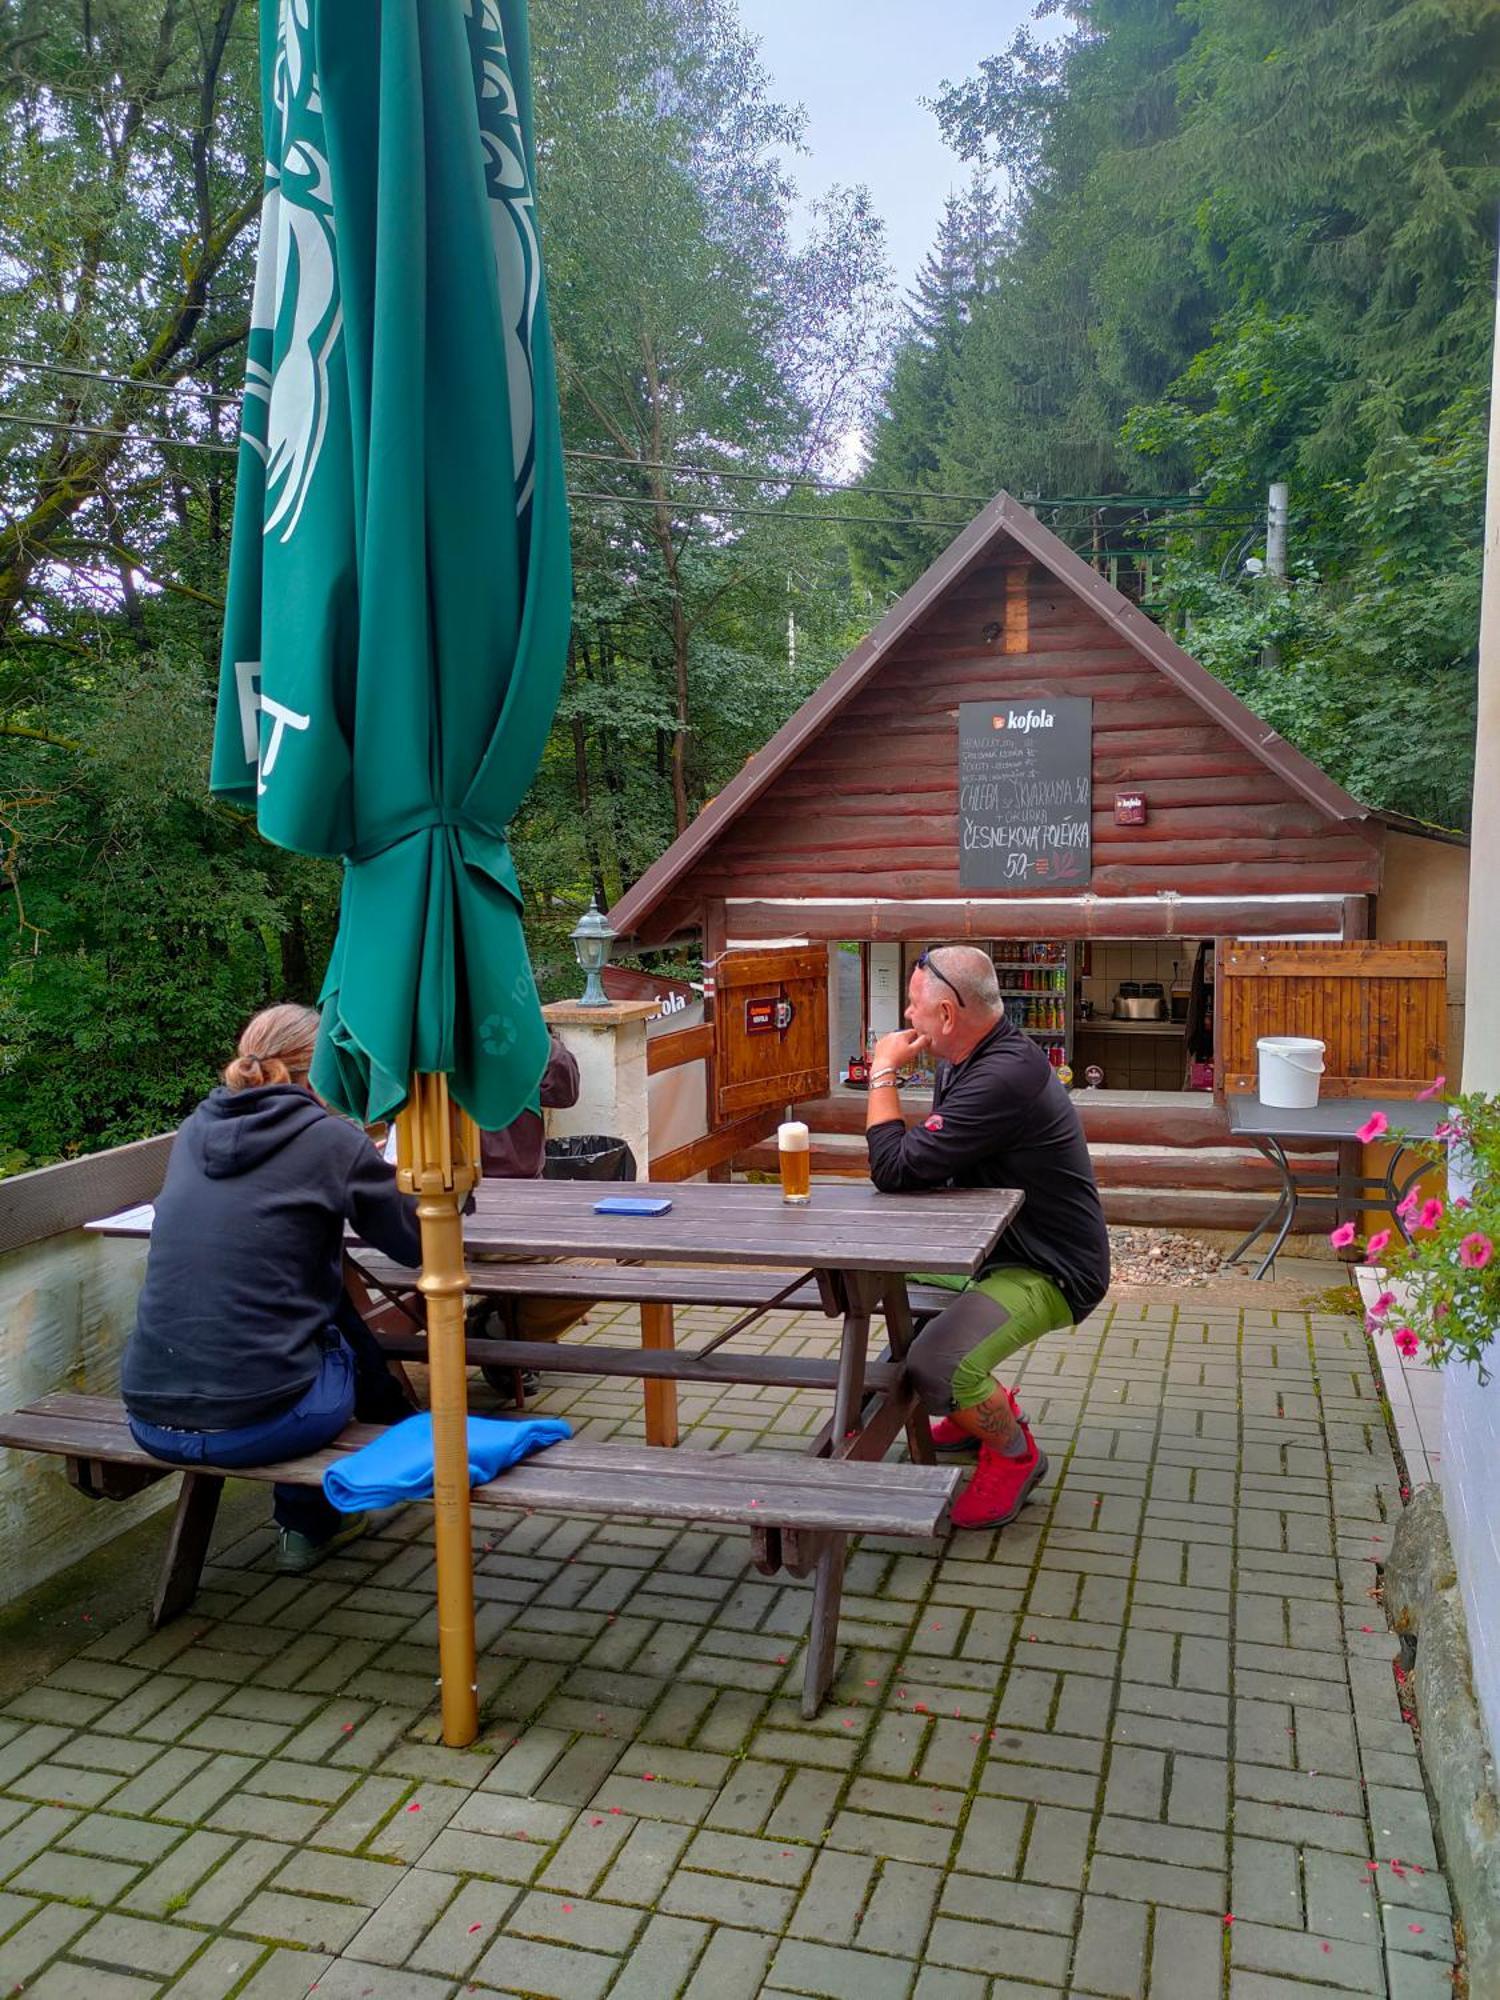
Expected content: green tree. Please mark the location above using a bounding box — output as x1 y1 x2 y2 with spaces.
0 0 344 1170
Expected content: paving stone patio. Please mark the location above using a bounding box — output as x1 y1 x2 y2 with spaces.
0 1293 1460 1998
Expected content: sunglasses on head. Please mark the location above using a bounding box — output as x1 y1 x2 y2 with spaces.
916 948 965 1008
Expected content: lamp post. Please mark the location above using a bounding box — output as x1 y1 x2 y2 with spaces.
571 896 616 1006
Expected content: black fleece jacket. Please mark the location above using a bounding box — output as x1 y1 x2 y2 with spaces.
122 1084 422 1431
866 1018 1110 1322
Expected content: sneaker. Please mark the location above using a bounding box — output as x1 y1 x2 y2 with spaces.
276 1512 370 1575
949 1439 1050 1531
929 1388 1032 1454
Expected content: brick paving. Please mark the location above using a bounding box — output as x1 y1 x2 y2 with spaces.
0 1294 1458 1998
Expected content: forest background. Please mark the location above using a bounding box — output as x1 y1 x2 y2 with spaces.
1 0 1497 1169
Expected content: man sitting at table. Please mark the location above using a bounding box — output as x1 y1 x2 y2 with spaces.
865 945 1110 1530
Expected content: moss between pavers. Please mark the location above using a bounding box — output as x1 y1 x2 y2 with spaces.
0 1481 266 1703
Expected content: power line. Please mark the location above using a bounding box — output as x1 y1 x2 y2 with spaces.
0 411 234 454
3 355 1271 517
1 356 240 407
0 410 1272 537
568 488 976 529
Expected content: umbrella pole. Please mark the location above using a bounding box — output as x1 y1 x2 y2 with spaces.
397 1073 480 1747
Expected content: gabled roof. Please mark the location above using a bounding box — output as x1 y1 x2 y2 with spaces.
609 490 1372 938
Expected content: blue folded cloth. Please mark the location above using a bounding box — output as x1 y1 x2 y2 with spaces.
322 1412 572 1512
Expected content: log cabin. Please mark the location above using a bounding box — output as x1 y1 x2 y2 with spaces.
608 493 1470 1234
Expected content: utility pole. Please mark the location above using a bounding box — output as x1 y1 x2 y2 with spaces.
1463 250 1500 1092
1260 481 1290 671
1266 481 1289 579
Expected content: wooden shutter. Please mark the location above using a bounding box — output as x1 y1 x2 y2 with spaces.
1218 939 1446 1097
711 947 830 1122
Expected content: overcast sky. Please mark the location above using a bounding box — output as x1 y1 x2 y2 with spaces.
735 0 1044 296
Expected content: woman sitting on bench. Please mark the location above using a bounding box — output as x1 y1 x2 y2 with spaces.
120 1005 421 1574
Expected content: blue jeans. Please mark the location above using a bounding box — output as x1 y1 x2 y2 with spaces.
129 1336 360 1541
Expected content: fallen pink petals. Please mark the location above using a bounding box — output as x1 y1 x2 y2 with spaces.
406 1802 422 1813
1409 1924 1425 1934
467 1924 483 1934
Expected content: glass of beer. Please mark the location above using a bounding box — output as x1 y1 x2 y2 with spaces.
778 1120 811 1204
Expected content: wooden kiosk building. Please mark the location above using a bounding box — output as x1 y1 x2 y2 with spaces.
611 494 1468 1231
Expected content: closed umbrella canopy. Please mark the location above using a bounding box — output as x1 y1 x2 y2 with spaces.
212 0 571 1130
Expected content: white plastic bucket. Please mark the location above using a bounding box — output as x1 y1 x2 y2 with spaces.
1257 1036 1325 1109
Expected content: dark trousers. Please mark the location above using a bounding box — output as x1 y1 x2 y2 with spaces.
127 1318 410 1540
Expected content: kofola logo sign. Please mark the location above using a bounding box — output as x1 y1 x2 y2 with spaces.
991 706 1054 734
959 696 1092 892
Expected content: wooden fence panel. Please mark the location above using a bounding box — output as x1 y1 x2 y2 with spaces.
1218 939 1446 1097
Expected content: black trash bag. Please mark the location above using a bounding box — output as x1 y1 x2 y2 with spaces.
542 1134 638 1182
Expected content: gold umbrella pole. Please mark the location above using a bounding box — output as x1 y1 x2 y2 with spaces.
396 1074 481 1746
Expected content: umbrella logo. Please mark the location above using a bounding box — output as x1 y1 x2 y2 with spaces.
467 0 540 516
234 661 311 797
241 0 343 546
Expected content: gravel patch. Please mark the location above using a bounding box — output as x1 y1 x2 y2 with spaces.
1108 1225 1224 1286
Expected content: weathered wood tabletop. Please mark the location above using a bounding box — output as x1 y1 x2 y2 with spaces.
461 1176 1018 1278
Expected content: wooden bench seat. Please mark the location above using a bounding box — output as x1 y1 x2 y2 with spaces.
0 1392 960 1715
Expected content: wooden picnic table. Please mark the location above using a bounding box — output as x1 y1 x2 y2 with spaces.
82 1177 1022 1712
448 1176 1018 1456
445 1176 1018 1709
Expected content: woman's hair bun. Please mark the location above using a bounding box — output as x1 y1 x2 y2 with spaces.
224 1004 320 1092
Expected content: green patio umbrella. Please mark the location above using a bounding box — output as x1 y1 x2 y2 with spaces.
211 0 571 1743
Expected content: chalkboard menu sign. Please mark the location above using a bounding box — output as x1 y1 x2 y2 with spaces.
958 697 1092 891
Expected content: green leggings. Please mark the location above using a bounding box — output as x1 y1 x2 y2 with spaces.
909 1265 1074 1412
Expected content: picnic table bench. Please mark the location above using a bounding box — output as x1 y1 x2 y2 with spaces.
0 1392 962 1716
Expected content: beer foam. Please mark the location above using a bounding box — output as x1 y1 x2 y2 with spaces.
777 1120 810 1150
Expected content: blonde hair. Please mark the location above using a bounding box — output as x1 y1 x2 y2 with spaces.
223 1004 321 1092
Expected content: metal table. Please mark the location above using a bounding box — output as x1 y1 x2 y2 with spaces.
1225 1097 1445 1279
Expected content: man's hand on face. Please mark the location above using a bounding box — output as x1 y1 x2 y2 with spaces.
871 1028 930 1074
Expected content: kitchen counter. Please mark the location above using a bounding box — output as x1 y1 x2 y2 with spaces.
1074 1018 1185 1038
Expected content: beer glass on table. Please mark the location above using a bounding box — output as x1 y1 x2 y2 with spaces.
778 1120 811 1204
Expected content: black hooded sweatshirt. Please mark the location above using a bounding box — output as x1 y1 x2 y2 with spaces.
122 1084 422 1431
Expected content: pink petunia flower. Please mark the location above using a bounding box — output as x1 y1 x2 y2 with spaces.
1417 1198 1444 1232
1366 1230 1391 1260
1357 1111 1389 1144
1367 1290 1396 1318
1460 1232 1494 1270
1393 1326 1421 1360
1416 1075 1446 1101
1329 1221 1358 1249
1396 1191 1421 1222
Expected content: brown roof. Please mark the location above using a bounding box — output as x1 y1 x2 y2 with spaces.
609 490 1373 938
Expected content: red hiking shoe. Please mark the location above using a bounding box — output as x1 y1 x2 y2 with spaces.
950 1434 1050 1530
929 1389 1033 1454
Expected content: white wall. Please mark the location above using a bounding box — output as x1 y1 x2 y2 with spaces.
1440 1369 1500 1754
1 1231 173 1597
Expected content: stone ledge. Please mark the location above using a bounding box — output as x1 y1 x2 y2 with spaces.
1386 1482 1500 1990
542 1000 658 1028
